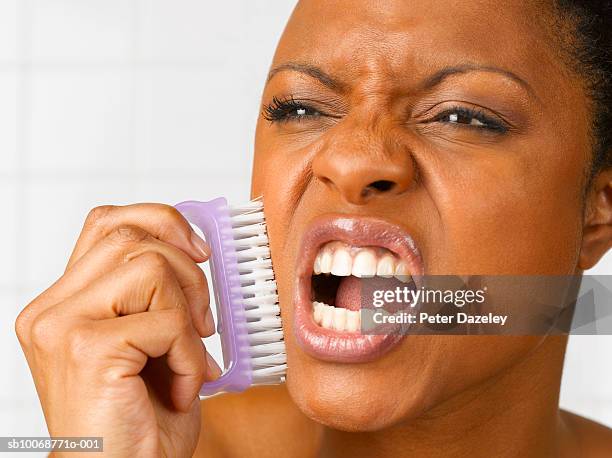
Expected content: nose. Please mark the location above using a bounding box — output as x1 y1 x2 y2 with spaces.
312 124 416 205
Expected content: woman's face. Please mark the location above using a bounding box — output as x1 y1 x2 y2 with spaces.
252 0 593 430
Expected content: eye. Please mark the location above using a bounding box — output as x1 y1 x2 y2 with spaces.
262 96 322 123
432 106 508 133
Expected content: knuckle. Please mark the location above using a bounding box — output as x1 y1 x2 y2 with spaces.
109 225 149 245
14 306 33 345
65 326 94 362
158 204 185 225
139 251 171 275
100 367 131 386
157 205 191 236
184 270 209 307
195 356 206 382
29 311 57 353
187 268 208 294
85 205 115 229
169 308 192 332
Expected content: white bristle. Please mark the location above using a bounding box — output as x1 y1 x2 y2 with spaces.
244 304 280 319
250 364 287 379
237 258 272 273
229 201 264 215
228 199 286 386
233 234 270 248
232 224 267 238
250 353 287 367
249 341 286 356
236 246 271 261
239 269 274 284
241 280 277 296
230 212 265 226
247 329 284 345
242 294 278 307
246 316 282 331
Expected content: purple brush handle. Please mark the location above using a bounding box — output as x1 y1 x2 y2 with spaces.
175 198 252 396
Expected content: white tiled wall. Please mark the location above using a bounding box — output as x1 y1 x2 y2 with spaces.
1 1 611 449
0 2 296 452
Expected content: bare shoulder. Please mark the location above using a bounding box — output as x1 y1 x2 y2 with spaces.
194 385 322 458
561 409 612 457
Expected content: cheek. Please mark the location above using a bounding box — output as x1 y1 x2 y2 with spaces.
427 153 584 275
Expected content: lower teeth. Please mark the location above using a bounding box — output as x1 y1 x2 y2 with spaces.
313 301 361 333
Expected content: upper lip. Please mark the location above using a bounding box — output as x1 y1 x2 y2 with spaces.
296 215 424 281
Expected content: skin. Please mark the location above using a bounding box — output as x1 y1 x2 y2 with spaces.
14 0 612 457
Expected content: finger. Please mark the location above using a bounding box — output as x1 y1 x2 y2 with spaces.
68 203 210 270
74 271 221 384
33 226 213 337
64 251 188 319
204 352 222 382
95 308 213 411
22 252 220 385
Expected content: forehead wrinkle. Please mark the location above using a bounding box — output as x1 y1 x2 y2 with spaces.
340 44 402 100
285 0 554 85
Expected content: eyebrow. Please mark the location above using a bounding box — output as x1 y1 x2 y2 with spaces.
419 63 535 96
266 62 344 91
266 61 535 97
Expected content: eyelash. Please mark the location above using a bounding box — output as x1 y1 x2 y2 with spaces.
262 97 508 133
262 96 322 123
429 106 508 133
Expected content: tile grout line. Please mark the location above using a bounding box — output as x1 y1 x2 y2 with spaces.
0 59 236 70
12 0 33 415
130 0 140 185
14 0 32 311
0 170 241 180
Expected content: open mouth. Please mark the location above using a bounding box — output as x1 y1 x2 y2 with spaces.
293 215 423 363
311 241 412 333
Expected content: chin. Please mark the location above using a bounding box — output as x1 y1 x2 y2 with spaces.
284 350 433 432
288 379 402 431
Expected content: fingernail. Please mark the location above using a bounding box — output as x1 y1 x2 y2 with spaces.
206 352 222 379
190 232 210 259
204 308 215 335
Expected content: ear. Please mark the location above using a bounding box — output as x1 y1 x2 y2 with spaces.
580 169 612 270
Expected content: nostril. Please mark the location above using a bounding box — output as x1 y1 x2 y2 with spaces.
367 180 395 193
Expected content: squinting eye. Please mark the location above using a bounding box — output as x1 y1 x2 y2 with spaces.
432 106 507 133
280 105 320 120
446 112 485 127
293 107 319 118
262 96 322 123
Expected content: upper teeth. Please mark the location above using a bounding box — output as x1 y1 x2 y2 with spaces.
313 241 411 282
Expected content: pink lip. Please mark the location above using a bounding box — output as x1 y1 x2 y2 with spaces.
293 215 424 363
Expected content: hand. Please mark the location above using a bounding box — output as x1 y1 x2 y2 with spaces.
15 204 221 457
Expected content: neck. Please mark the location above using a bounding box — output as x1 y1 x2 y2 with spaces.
320 336 575 458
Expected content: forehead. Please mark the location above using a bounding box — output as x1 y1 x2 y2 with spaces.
274 0 557 89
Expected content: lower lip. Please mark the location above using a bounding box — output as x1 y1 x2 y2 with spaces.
292 216 422 364
294 286 404 363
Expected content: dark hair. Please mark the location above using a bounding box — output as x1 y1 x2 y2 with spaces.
554 1 612 182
